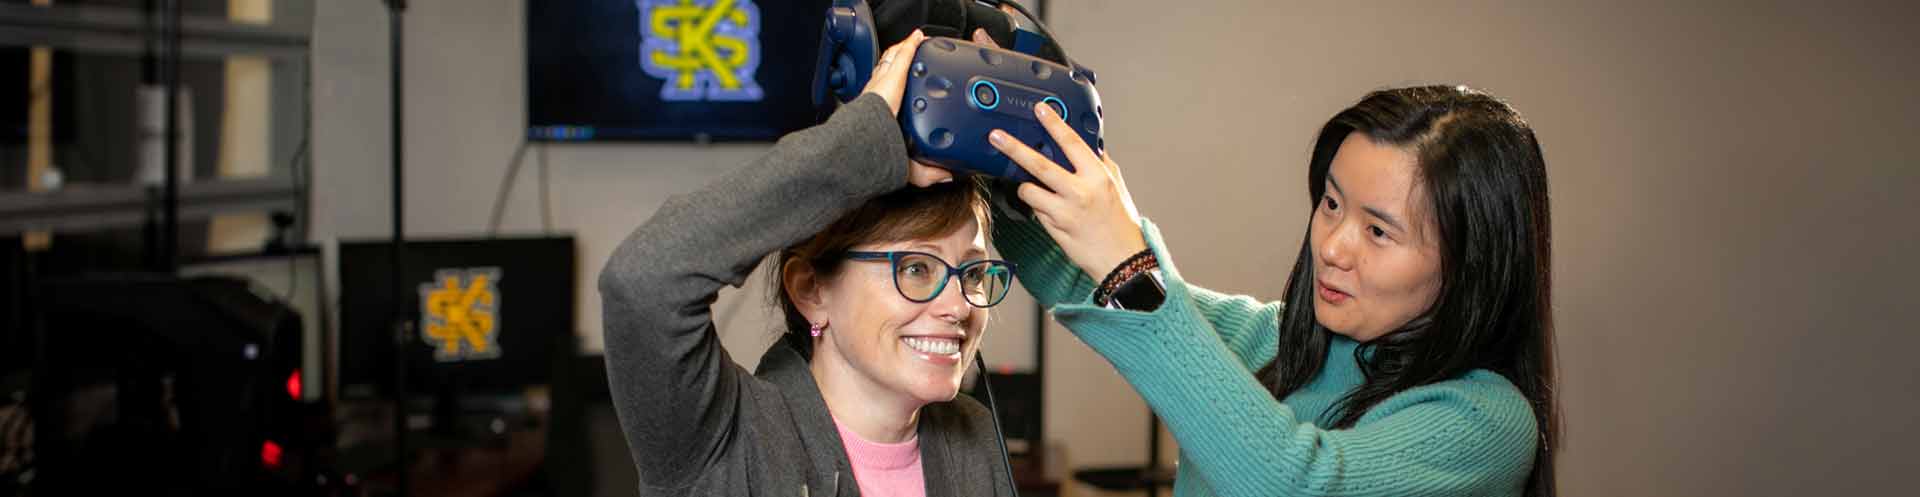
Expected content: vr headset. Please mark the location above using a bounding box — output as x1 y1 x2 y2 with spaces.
813 0 1103 183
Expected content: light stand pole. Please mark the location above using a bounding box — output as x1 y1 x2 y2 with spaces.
383 1 410 496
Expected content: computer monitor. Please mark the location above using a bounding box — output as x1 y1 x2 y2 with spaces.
335 236 574 401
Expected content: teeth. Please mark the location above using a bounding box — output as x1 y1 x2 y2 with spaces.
903 337 960 356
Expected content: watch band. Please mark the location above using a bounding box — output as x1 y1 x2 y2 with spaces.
1094 249 1155 304
1094 248 1165 311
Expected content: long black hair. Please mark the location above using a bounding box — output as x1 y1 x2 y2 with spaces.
1254 85 1559 496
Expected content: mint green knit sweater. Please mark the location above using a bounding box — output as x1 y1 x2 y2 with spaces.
993 215 1538 497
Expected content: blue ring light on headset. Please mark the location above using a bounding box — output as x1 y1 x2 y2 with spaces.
971 80 1001 110
1041 96 1067 118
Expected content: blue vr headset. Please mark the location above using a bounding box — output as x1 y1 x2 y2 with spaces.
813 0 1103 183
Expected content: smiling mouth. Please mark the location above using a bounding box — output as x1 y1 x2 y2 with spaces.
902 336 961 356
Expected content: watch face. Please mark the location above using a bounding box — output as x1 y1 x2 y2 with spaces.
1108 270 1166 311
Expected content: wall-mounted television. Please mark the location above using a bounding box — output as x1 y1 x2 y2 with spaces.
526 0 830 142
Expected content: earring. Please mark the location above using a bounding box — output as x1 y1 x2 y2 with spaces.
809 322 827 337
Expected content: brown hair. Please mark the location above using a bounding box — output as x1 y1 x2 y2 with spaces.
769 178 993 358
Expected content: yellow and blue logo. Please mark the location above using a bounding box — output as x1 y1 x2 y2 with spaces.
419 267 503 362
638 0 764 101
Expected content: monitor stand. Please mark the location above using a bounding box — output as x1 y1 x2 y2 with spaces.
409 380 520 451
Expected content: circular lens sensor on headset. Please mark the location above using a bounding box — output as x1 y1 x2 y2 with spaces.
1042 96 1067 117
971 80 1000 109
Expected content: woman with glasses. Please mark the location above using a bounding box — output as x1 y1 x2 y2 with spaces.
599 30 1018 497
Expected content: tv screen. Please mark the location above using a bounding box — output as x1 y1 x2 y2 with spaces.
337 237 575 399
527 0 831 142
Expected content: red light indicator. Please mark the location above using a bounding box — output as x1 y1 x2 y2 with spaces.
286 369 302 400
261 440 283 468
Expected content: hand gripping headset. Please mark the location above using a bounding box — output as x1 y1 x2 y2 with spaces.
814 0 1103 184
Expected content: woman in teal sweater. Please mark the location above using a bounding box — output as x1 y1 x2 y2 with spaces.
983 86 1558 496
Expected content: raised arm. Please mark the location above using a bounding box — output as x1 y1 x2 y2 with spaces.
989 209 1283 371
1050 220 1539 497
597 94 907 488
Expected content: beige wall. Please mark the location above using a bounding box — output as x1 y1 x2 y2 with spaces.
1045 0 1920 495
311 1 1920 495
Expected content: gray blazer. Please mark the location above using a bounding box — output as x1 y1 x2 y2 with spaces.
598 94 1016 497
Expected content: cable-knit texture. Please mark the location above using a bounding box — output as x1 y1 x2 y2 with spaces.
993 216 1537 497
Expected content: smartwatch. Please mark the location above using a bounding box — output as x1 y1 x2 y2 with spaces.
1102 268 1166 312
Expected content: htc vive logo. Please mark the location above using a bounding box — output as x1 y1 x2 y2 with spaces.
977 80 1063 116
419 267 502 362
1002 95 1042 111
637 0 764 102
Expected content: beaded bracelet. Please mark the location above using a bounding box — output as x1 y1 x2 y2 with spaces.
1094 248 1159 307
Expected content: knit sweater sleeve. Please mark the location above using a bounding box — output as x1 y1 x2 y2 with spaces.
988 210 1280 372
1047 219 1540 497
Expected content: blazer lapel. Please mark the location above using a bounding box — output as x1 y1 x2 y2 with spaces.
756 342 857 497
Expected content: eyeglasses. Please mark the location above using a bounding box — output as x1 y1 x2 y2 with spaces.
843 251 1017 308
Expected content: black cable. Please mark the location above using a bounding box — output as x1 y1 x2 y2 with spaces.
485 142 530 236
483 141 554 236
974 352 1021 497
285 52 312 302
989 0 1071 67
969 7 1053 494
537 144 552 234
290 44 314 249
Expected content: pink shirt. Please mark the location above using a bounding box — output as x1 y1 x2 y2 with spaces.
833 418 927 497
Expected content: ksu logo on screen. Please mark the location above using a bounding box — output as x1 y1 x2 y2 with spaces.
419 267 503 362
637 0 764 102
